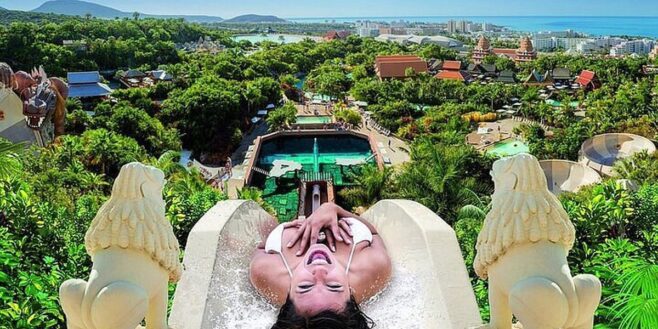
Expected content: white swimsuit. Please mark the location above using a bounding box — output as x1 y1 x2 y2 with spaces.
265 218 373 277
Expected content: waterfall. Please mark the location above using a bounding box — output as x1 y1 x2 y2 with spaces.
313 137 319 173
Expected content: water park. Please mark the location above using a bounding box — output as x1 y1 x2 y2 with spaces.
245 130 380 220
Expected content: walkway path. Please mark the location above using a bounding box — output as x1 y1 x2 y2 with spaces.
357 121 410 166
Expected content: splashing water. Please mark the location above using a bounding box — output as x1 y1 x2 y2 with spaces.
204 255 423 329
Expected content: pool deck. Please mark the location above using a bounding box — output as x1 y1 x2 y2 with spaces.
466 118 552 151
226 119 410 198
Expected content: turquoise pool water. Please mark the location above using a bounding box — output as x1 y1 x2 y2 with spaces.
487 139 530 157
296 115 332 124
257 135 372 168
233 34 313 44
545 99 580 108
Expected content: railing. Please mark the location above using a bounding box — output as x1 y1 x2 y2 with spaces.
251 166 270 176
300 171 333 182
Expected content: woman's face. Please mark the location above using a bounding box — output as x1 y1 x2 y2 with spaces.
289 244 350 316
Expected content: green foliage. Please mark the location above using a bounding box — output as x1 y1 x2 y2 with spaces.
334 108 362 127
266 102 297 132
0 138 24 180
161 75 243 155
92 102 181 156
339 165 393 210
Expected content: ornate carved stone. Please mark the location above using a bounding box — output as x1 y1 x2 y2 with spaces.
474 154 601 329
59 162 182 329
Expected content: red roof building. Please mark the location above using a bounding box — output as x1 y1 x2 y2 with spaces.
375 55 428 80
441 60 463 71
435 60 471 82
575 70 601 91
324 30 352 41
435 70 472 81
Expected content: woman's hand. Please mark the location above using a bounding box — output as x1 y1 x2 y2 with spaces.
285 203 353 255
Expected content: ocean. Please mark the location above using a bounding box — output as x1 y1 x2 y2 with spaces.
287 16 658 38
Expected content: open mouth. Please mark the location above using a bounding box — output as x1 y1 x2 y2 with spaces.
25 116 45 129
307 250 331 265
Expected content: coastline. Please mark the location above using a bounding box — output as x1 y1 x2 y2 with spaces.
285 16 658 38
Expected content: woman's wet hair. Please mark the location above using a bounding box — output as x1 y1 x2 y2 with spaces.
271 294 374 329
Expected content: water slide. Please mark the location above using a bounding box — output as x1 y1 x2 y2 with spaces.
579 133 656 176
539 160 602 195
169 200 482 329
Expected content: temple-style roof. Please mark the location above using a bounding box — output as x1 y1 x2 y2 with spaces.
518 36 534 53
122 69 146 79
442 60 462 71
435 70 472 82
575 70 601 90
476 35 491 51
375 55 428 79
67 71 113 98
525 70 544 83
150 70 173 81
67 71 101 85
497 70 517 84
552 68 572 80
468 63 496 75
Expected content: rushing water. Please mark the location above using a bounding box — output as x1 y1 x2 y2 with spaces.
210 262 424 329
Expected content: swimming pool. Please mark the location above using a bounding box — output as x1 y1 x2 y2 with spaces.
295 115 332 124
257 135 372 169
253 134 374 220
487 139 530 157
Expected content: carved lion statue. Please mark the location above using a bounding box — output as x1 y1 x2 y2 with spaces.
474 154 601 329
60 162 182 329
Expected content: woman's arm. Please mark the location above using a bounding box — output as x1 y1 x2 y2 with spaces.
333 205 378 235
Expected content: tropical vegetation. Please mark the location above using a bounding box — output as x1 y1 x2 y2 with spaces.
0 13 657 328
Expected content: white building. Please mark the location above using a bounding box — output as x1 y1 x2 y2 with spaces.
447 20 457 34
531 35 627 54
610 39 655 57
357 21 381 37
375 34 464 48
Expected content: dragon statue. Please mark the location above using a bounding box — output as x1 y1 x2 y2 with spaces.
0 62 68 146
474 153 601 329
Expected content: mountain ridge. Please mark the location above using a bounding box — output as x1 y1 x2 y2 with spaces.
222 14 287 23
32 0 224 23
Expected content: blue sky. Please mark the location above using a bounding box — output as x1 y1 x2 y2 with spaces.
2 0 658 18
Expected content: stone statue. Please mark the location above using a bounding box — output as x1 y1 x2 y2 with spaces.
0 63 68 146
59 162 182 329
474 154 601 329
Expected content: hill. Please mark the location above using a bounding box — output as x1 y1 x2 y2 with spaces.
0 6 75 24
32 0 223 23
222 14 286 23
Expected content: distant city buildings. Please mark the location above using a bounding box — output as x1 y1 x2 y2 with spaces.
610 39 655 57
447 20 478 34
375 34 464 48
472 35 537 64
356 21 381 37
532 34 625 54
650 45 658 60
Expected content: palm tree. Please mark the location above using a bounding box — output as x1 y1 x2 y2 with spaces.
0 138 24 180
610 259 658 329
395 140 479 221
339 165 393 210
